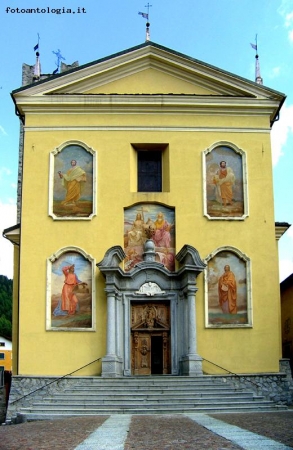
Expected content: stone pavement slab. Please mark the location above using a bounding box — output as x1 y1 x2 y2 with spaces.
210 412 293 448
187 413 292 450
74 414 131 450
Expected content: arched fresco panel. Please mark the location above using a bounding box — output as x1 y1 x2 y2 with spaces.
49 141 96 220
205 247 252 328
124 203 175 272
203 142 248 220
46 247 95 331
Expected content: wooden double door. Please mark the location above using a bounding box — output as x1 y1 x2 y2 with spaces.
131 302 170 375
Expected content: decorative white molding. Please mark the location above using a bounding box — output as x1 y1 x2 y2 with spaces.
24 125 271 133
136 282 165 296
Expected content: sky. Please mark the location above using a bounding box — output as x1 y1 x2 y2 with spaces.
0 0 292 281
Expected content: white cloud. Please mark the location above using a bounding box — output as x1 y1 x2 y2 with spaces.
279 226 293 282
270 66 281 79
271 102 293 165
0 167 12 180
279 257 293 282
285 11 293 27
0 201 17 279
286 225 293 243
278 0 293 44
0 125 7 136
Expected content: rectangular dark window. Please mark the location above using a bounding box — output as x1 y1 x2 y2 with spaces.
137 150 162 192
0 343 5 347
0 353 4 360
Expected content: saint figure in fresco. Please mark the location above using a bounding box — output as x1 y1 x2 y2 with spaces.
153 212 173 248
128 213 146 246
213 161 235 206
218 265 237 314
124 205 175 272
53 264 87 316
58 159 86 206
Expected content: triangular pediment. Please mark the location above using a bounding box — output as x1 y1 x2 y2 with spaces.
13 42 285 101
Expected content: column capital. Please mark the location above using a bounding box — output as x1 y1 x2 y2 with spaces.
105 286 118 296
182 286 198 297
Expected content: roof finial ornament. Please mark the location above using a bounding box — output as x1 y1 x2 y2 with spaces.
250 34 263 85
33 33 41 81
52 49 66 74
138 3 152 41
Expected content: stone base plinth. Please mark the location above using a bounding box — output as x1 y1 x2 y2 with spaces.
101 356 123 377
180 355 203 376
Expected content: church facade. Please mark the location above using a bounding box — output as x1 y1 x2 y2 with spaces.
6 42 287 381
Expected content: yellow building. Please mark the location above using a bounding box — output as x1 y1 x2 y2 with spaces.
0 336 12 373
4 42 289 388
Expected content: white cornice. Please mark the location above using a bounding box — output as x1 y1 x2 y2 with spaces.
3 225 20 246
275 224 291 241
14 94 280 108
23 125 271 133
14 94 281 123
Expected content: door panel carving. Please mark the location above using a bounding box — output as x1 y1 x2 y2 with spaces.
131 302 170 375
131 302 170 330
132 332 151 375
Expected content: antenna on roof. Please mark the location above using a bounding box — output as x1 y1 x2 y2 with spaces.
138 3 152 41
33 33 41 81
250 35 263 85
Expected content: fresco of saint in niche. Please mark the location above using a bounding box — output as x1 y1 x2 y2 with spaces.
124 204 175 272
53 145 93 218
207 251 249 326
50 252 92 330
205 146 244 218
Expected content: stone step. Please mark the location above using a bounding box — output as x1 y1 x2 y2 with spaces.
48 393 257 402
19 403 287 419
12 375 287 420
70 380 235 386
67 381 237 386
64 385 242 393
35 398 272 408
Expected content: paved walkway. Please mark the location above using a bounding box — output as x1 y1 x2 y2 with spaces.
0 412 292 449
74 415 132 450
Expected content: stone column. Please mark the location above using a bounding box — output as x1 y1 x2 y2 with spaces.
102 288 123 377
123 295 131 376
106 289 116 356
180 286 203 376
187 289 197 355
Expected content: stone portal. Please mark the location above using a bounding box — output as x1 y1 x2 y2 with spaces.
97 241 206 377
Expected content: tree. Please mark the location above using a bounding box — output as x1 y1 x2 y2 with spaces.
0 275 12 339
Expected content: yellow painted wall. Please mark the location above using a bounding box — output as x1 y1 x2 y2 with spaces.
17 127 280 375
84 68 216 95
14 55 282 376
